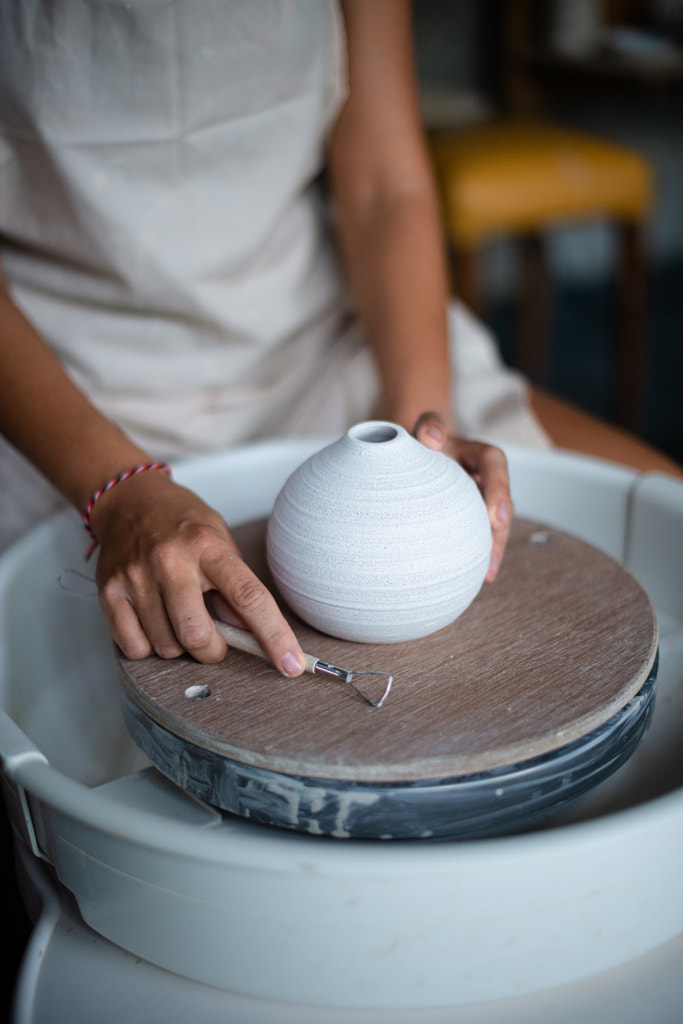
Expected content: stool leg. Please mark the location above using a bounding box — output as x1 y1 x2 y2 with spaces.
613 220 648 432
516 232 553 385
452 246 485 318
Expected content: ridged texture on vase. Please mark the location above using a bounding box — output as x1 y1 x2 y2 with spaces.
266 421 492 643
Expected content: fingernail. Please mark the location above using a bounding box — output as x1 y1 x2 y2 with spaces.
487 555 500 580
427 424 446 441
496 502 510 527
281 651 304 677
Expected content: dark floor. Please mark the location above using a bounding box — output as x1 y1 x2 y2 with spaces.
489 255 683 467
3 812 31 1023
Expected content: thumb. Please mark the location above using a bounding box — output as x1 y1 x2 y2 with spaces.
413 411 448 451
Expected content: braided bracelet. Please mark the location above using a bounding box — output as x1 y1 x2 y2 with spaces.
83 461 172 559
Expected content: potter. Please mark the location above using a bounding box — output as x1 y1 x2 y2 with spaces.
266 420 492 642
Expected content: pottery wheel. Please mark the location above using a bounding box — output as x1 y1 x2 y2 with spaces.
117 518 658 839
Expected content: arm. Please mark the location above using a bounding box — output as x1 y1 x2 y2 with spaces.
330 0 512 578
0 268 305 673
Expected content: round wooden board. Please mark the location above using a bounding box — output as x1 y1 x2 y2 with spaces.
117 517 658 784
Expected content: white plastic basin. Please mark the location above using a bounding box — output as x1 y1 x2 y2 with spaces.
1 441 682 1019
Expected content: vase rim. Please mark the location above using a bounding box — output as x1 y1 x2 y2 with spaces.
346 420 404 445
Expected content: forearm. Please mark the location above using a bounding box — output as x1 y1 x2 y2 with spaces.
0 279 150 513
333 184 453 432
0 276 307 673
331 0 454 435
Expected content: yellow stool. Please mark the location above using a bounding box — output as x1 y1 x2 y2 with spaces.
430 121 653 429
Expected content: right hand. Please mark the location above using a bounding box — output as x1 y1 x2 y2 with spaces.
413 412 513 582
90 468 306 676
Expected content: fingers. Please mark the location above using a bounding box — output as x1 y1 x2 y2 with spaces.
450 439 513 582
98 554 225 664
94 482 306 676
203 552 306 677
207 590 248 630
413 411 448 451
413 416 514 582
98 580 155 660
101 551 306 676
486 506 511 581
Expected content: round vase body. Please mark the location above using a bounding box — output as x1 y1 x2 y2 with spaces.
266 421 492 643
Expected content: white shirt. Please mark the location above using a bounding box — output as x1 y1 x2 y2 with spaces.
0 0 349 455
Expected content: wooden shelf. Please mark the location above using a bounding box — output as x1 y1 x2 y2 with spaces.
517 47 683 88
499 0 683 113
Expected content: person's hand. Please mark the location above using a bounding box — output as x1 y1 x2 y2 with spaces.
90 470 306 674
413 412 513 582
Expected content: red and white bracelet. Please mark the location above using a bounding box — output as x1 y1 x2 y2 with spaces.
83 461 172 558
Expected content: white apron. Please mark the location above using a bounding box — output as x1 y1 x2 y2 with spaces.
0 0 548 550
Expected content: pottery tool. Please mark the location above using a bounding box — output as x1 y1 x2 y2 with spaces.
212 620 393 708
117 517 659 841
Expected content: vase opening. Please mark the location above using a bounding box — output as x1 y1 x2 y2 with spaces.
350 422 399 444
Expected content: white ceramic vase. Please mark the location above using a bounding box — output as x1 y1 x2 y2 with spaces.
266 421 492 643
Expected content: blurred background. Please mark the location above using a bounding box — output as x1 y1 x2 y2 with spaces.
413 0 683 465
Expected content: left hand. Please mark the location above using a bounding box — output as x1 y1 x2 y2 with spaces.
413 412 513 582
